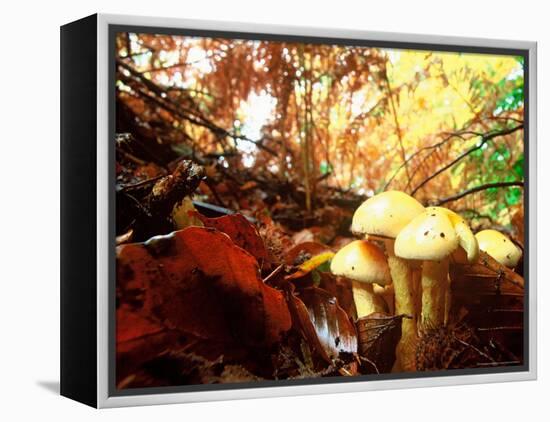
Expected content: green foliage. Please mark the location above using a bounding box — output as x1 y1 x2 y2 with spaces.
495 71 524 113
467 140 524 219
319 161 333 175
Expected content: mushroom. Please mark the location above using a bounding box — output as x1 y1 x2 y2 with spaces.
351 190 425 370
330 240 390 318
395 207 480 330
475 229 522 268
428 207 479 325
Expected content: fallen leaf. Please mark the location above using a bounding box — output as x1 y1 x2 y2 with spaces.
192 212 269 265
356 313 403 374
288 286 357 363
172 197 203 230
286 251 335 280
450 251 524 301
285 242 333 266
116 227 291 347
291 226 335 245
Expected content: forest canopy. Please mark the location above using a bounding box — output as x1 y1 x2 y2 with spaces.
116 32 524 230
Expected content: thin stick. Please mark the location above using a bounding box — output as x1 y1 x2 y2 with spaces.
410 125 523 196
434 181 523 205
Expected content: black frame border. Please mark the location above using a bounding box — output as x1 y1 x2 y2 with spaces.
60 14 98 408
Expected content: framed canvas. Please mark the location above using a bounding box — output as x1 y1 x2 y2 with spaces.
60 13 537 408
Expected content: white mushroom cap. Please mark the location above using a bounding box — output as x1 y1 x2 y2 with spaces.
475 229 522 268
351 191 425 239
427 207 479 263
330 240 391 285
394 208 459 261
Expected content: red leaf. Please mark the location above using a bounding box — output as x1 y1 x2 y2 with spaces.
116 305 164 347
116 227 291 348
192 212 269 265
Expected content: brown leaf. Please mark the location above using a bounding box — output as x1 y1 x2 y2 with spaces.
318 273 358 320
288 286 357 363
291 226 335 245
192 212 269 265
450 251 525 359
356 313 403 373
116 227 291 348
450 250 524 299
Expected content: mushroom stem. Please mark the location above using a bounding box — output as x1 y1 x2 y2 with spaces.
412 268 422 323
385 240 418 371
352 281 386 318
443 274 451 326
420 258 449 330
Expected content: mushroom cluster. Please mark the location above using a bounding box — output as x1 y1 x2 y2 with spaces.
395 206 478 329
330 190 523 373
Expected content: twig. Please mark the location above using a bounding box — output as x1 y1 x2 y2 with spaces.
476 361 521 367
263 264 285 284
382 63 412 188
477 326 523 332
411 124 523 196
453 337 495 363
453 208 496 223
433 181 523 205
117 60 278 156
117 175 165 192
358 356 380 374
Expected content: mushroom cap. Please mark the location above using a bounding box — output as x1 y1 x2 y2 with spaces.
330 240 391 285
428 207 479 263
475 229 522 268
394 208 459 261
351 191 425 239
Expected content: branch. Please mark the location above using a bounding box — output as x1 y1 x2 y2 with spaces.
383 131 467 191
382 64 412 187
452 208 496 223
117 60 278 156
411 124 524 196
384 116 524 191
433 181 523 206
144 49 226 73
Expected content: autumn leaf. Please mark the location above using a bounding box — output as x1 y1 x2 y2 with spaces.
356 313 403 374
192 212 269 265
288 286 357 364
116 227 291 347
285 241 333 266
286 252 335 280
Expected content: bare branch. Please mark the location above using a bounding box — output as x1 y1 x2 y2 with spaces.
411 124 524 196
433 181 523 206
382 63 412 187
117 59 278 156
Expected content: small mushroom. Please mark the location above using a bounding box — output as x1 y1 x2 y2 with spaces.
330 240 390 318
475 229 522 268
395 208 459 330
351 190 425 370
